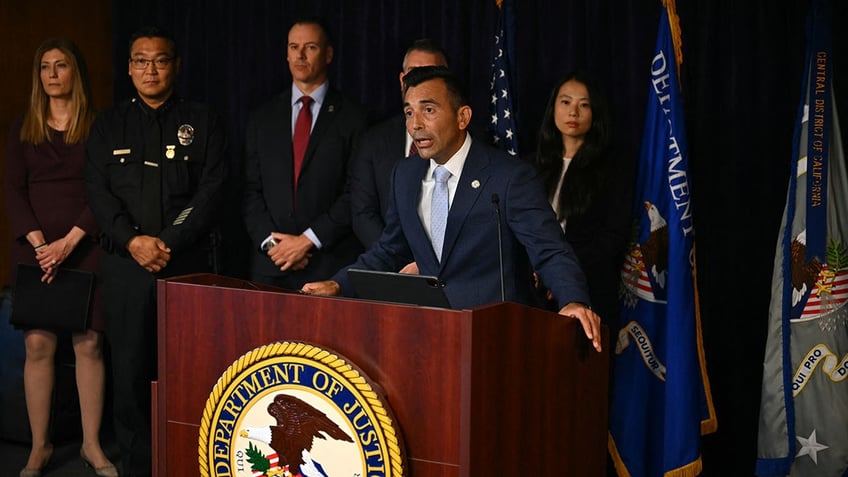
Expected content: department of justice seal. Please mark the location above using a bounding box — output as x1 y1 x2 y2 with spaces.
199 341 405 477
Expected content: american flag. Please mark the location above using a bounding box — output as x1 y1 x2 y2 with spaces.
489 0 518 156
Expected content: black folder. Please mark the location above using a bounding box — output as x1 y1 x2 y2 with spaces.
10 263 93 331
347 268 451 308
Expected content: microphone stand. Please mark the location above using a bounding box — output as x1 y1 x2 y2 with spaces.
491 194 506 302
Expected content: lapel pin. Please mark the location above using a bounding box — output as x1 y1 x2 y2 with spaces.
471 179 481 189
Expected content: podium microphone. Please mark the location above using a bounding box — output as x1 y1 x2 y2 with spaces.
491 194 506 302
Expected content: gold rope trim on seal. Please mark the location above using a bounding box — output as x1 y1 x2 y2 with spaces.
198 341 404 477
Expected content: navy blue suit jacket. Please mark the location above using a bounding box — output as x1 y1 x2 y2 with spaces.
243 87 369 287
334 138 590 310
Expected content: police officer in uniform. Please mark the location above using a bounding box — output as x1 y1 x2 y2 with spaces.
85 27 227 477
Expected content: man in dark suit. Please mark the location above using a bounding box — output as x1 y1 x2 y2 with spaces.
303 66 602 352
243 17 370 289
349 39 448 254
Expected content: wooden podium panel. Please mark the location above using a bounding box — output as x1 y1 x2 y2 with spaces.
154 274 608 476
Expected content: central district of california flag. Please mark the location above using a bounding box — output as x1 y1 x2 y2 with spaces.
756 1 848 476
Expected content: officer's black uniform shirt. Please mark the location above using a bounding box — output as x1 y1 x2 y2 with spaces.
85 95 228 255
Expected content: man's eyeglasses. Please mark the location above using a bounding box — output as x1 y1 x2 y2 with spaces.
130 57 173 70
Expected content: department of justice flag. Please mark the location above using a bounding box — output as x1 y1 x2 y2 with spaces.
488 0 518 156
756 0 848 475
609 1 717 476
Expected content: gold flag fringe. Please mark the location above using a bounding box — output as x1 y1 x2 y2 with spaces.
662 0 685 80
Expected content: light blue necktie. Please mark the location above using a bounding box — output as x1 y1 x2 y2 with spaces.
431 165 451 261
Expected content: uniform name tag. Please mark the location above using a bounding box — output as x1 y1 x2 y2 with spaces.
143 161 159 168
113 148 131 155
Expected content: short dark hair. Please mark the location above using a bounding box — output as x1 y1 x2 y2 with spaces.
403 38 449 68
402 65 469 110
128 26 178 58
291 16 334 47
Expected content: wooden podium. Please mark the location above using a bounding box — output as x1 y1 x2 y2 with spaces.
154 274 609 476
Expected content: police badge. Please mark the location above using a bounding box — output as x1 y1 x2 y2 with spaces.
177 124 195 146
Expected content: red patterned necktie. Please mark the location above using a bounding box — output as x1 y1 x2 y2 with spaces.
292 96 313 190
408 141 418 157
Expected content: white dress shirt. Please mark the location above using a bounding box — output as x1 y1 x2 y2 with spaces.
418 133 472 243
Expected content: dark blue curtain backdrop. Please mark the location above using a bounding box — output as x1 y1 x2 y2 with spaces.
110 1 847 475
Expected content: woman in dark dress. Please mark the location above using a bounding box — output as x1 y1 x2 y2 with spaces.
532 71 632 329
3 39 117 477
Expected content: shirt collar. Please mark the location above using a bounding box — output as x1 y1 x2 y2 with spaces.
292 81 329 108
428 132 472 180
134 94 177 117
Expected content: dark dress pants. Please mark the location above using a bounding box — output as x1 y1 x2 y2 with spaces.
101 253 156 477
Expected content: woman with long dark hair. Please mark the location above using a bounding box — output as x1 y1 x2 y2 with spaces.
532 71 632 326
4 39 117 477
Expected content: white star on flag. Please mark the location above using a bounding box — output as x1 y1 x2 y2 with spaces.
488 0 519 157
796 429 829 464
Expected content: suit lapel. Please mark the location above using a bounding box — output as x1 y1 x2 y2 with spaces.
397 158 433 260
440 142 491 268
301 88 340 176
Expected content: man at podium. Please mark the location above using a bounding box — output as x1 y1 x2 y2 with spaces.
302 66 601 353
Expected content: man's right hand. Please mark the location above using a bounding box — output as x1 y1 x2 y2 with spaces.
300 280 341 296
398 262 418 274
128 235 171 273
268 232 313 271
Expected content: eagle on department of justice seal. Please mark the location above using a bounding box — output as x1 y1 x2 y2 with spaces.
789 230 848 325
620 200 670 306
199 341 406 477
